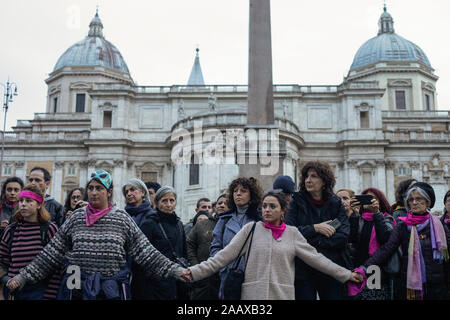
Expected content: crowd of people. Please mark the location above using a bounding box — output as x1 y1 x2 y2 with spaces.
0 161 448 301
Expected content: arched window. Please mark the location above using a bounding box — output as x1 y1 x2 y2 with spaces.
189 153 199 185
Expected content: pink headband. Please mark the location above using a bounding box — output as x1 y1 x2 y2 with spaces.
19 190 43 204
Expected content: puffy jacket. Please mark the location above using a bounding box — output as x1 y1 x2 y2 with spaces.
286 190 350 281
363 220 450 299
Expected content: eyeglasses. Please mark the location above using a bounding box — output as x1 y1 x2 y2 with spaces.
407 197 426 204
71 195 81 200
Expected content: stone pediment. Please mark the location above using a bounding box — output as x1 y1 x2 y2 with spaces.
388 79 412 87
70 82 92 90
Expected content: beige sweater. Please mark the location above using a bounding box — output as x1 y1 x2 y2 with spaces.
189 221 351 300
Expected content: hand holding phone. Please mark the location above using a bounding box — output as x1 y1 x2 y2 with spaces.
354 194 373 206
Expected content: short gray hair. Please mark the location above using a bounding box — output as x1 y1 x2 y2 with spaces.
122 178 150 202
154 186 177 205
404 186 431 212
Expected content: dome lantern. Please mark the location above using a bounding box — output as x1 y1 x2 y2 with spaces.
378 4 394 35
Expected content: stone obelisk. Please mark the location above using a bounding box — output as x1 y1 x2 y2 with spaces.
247 0 274 126
240 0 281 186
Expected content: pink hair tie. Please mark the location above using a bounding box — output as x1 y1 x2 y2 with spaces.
19 190 43 204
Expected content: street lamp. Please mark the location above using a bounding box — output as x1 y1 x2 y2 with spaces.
0 78 18 184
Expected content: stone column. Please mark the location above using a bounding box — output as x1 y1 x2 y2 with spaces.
53 161 65 203
247 0 274 125
347 160 359 193
376 159 387 195
385 161 395 204
79 160 89 187
113 160 124 208
87 160 96 181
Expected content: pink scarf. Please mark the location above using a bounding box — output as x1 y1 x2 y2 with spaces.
347 267 367 296
5 200 18 207
444 213 450 225
361 212 379 256
398 212 430 226
361 212 395 256
85 203 113 227
263 221 286 240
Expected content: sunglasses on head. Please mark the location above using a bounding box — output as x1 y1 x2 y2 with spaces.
91 172 108 179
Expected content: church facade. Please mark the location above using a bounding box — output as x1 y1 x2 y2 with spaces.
3 7 450 221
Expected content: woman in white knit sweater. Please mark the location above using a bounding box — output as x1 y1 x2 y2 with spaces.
188 190 362 300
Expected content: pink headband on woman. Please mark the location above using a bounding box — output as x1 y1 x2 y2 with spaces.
19 190 43 204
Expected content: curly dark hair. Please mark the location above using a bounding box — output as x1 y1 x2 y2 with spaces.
392 178 417 211
1 176 24 203
299 161 335 199
227 177 263 213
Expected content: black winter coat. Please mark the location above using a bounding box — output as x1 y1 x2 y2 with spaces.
44 196 64 227
363 221 450 299
139 210 188 300
349 213 394 267
286 190 350 281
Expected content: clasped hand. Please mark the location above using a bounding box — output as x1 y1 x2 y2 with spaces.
179 268 193 282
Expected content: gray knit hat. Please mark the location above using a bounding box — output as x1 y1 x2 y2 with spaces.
122 178 150 202
154 186 177 205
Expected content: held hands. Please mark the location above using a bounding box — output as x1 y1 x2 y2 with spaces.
313 220 336 238
6 277 21 292
179 268 193 283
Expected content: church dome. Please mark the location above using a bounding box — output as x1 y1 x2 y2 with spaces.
350 5 432 71
53 11 130 75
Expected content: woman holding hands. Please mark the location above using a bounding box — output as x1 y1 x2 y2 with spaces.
186 190 362 300
5 169 191 300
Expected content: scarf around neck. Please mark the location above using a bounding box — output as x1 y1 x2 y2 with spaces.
361 212 396 256
5 200 17 207
399 212 449 300
85 203 113 227
263 221 286 240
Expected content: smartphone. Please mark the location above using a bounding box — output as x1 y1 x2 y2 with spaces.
328 218 342 230
355 194 374 205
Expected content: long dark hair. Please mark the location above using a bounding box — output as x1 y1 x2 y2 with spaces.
392 178 417 211
299 161 336 200
1 177 24 203
64 187 86 212
362 187 392 215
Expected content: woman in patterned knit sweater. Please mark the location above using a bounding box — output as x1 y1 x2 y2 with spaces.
6 169 191 300
0 184 61 300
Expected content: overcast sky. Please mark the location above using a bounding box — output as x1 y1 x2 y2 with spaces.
0 0 449 130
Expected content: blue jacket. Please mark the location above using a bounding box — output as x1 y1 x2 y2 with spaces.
57 267 131 300
210 206 261 296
